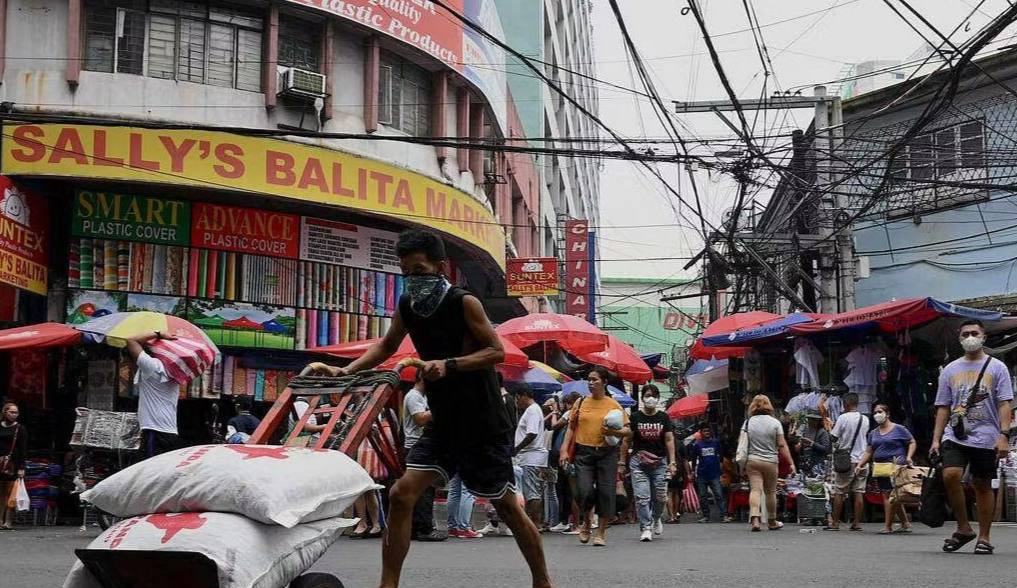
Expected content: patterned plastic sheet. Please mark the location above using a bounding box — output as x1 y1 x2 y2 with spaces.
69 408 141 450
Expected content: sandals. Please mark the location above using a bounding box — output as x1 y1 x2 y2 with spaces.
348 529 368 539
974 540 994 555
849 526 863 532
750 516 761 532
942 531 977 552
878 528 894 535
364 529 384 539
893 527 912 534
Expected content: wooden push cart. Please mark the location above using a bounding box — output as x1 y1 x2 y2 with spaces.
72 369 405 588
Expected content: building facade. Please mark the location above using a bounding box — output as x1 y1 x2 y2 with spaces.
0 0 548 445
756 49 1017 315
495 0 601 297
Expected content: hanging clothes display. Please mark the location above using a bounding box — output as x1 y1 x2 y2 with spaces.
844 343 882 414
794 339 823 390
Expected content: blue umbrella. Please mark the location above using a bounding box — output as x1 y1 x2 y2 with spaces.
561 380 636 408
499 365 563 398
684 358 728 378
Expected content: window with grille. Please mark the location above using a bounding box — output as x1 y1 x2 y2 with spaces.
83 0 263 92
278 16 320 72
378 51 433 137
882 119 987 217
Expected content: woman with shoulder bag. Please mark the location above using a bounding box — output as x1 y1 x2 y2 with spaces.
738 395 796 532
855 404 916 534
620 384 677 542
1 401 28 530
559 367 631 546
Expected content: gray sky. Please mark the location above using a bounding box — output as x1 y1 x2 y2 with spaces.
592 0 1014 280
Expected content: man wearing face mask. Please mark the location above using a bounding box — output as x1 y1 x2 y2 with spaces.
933 319 1013 555
315 230 553 588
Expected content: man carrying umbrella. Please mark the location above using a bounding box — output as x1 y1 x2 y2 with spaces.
126 331 182 459
314 230 553 588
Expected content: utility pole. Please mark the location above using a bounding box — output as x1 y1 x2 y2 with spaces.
673 91 856 314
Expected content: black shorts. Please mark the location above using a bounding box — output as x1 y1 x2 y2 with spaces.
941 440 998 480
142 430 180 459
405 428 515 499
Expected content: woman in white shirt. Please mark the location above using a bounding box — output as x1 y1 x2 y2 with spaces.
741 395 796 532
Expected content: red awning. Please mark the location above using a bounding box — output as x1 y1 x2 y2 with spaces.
0 323 81 351
667 394 709 419
788 297 998 335
223 317 263 330
689 339 749 360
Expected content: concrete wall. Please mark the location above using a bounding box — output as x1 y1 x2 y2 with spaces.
846 82 1017 306
1 0 486 210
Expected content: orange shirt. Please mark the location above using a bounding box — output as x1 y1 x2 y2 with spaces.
573 395 628 447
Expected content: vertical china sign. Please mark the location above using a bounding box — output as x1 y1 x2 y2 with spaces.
563 219 594 323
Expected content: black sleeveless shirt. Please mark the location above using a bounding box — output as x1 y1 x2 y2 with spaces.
399 287 512 445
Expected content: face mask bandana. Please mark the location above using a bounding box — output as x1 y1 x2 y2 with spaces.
404 274 450 318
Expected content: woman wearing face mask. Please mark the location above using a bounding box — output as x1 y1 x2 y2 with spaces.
855 404 916 534
620 384 677 542
559 366 631 546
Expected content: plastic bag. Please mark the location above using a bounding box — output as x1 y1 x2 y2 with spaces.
82 445 380 527
15 479 29 512
603 409 624 447
63 513 355 588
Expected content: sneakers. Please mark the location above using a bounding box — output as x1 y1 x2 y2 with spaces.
723 516 733 523
562 525 581 535
549 522 571 533
477 523 511 536
477 523 498 535
653 519 664 536
698 517 710 523
640 529 653 542
449 528 484 539
412 530 448 542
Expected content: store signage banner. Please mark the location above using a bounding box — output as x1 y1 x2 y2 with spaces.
72 190 190 246
563 219 592 322
506 257 558 297
0 176 48 295
299 217 400 273
663 311 707 331
191 203 300 259
282 0 508 131
1 124 505 269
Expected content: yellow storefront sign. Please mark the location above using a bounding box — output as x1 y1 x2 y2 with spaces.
1 123 506 269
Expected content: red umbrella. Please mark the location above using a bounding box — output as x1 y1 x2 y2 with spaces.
568 335 652 383
316 334 530 368
667 394 710 419
689 311 780 360
702 311 781 336
689 339 748 361
0 323 81 350
496 313 609 354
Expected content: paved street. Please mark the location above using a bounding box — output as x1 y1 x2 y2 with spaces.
5 521 1016 587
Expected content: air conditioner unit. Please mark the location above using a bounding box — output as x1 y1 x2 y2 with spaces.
277 66 327 99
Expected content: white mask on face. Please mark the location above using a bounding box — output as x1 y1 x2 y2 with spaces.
961 335 985 353
643 397 659 410
873 412 887 424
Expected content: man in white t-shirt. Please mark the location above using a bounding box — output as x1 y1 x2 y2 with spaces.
127 331 183 458
827 393 870 531
514 385 548 528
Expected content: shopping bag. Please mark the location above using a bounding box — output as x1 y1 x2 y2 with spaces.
890 465 927 506
681 479 700 514
15 479 29 512
918 458 948 528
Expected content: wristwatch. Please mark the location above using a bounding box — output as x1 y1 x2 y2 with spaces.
445 358 459 373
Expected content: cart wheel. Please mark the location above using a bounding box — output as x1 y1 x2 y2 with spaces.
290 573 344 588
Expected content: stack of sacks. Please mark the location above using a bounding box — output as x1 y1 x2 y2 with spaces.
64 445 381 588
